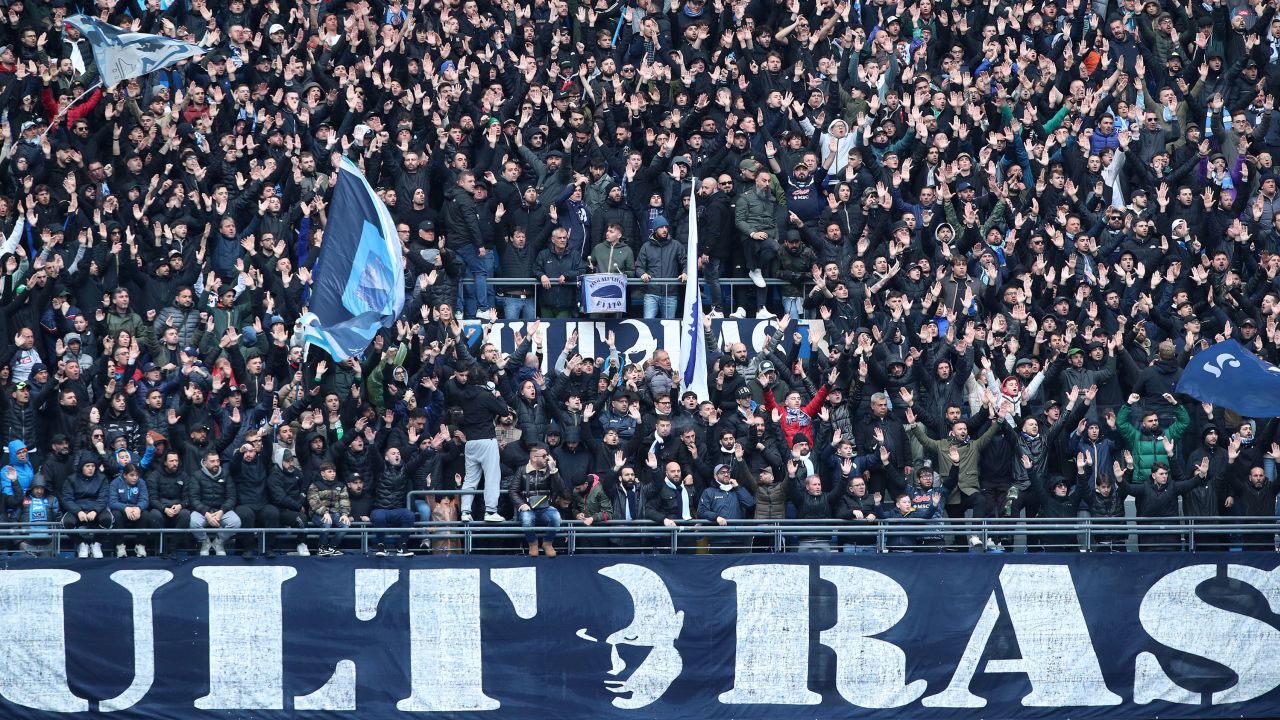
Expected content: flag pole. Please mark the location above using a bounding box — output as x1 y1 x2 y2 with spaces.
39 79 103 139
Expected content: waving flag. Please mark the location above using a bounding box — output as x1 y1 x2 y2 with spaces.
64 15 206 88
1175 339 1280 417
679 182 709 401
300 157 405 361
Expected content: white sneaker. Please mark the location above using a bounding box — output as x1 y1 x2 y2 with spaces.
295 542 310 557
116 543 128 558
91 542 104 559
755 308 776 319
748 268 766 288
77 542 89 559
729 307 747 319
453 310 463 321
708 309 724 319
199 539 211 556
968 535 982 548
484 512 506 522
212 538 226 556
476 310 493 321
134 544 147 558
461 511 473 522
984 538 1001 552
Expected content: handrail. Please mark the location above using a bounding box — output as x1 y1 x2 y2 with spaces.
7 515 1280 555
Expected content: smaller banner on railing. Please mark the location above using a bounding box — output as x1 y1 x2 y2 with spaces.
580 273 627 313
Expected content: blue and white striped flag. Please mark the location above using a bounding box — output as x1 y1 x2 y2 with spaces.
64 15 206 88
300 157 405 361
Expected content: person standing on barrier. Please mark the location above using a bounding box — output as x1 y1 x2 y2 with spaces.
509 444 567 557
61 453 113 559
457 365 511 523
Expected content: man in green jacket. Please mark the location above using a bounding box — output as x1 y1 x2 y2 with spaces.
1116 392 1189 484
733 169 781 314
905 394 1007 550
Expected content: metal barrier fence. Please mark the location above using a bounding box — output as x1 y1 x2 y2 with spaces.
461 276 784 313
3 514 1279 556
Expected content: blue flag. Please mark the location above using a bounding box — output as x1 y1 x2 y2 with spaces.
1174 339 1280 417
64 15 206 88
300 157 405 361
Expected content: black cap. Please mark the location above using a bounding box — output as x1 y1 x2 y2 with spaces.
735 385 752 398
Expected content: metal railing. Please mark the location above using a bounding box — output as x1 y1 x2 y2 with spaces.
459 276 787 314
3 516 1279 556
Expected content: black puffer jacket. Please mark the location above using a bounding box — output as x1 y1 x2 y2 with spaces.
268 465 307 512
146 465 190 510
188 461 237 514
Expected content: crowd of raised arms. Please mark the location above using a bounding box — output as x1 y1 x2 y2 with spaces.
0 0 1278 558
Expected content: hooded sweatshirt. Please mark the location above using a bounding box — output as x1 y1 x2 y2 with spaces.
2 440 34 500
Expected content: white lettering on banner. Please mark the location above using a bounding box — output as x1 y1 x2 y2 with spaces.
491 567 538 619
1136 564 1280 705
0 570 88 712
295 569 402 711
924 565 1120 708
818 567 925 708
719 565 821 705
398 569 498 712
594 565 685 709
100 571 174 712
193 566 297 710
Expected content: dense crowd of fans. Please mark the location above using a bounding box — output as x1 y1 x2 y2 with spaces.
0 0 1278 558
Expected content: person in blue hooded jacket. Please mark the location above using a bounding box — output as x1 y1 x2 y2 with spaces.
1 440 35 517
109 463 157 557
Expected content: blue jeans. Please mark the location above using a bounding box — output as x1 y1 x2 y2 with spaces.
312 511 350 548
782 295 804 320
519 506 561 544
454 244 490 314
701 257 723 311
643 294 677 319
502 295 537 320
371 508 415 546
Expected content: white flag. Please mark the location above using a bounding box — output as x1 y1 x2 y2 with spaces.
679 181 709 401
64 15 206 89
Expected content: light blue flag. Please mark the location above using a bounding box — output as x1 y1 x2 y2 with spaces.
300 157 405 361
64 15 207 88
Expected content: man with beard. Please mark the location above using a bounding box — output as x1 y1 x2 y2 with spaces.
146 450 193 558
635 217 685 319
734 169 781 316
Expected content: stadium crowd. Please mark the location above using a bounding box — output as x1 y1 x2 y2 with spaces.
0 0 1278 558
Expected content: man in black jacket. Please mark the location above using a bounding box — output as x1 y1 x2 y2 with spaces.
146 450 192 558
443 171 492 320
458 365 513 523
229 432 276 558
268 450 310 556
187 449 242 556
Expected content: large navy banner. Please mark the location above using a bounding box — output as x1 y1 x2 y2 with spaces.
3 554 1279 719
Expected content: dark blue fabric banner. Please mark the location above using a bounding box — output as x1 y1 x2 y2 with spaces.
1175 338 1280 417
2 554 1279 719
